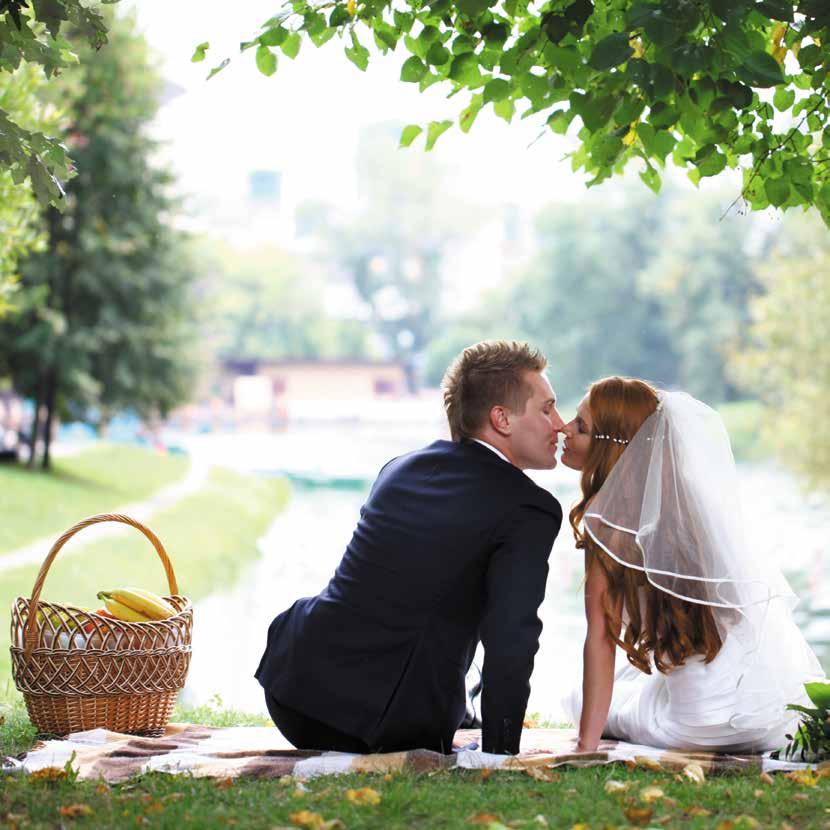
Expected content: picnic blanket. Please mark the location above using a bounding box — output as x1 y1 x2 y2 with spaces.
10 726 815 783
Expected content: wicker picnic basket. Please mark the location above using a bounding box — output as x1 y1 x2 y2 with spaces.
10 513 193 737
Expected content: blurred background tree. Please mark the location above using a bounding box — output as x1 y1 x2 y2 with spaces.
0 12 200 469
201 241 370 363
734 211 830 489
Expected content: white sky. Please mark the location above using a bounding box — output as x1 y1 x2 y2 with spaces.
129 0 586 214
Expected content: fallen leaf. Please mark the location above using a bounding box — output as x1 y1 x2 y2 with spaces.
662 796 678 808
760 771 775 786
289 811 325 829
525 766 560 783
688 807 712 817
781 823 797 830
59 803 94 818
30 766 67 782
163 793 185 802
624 806 653 826
625 759 637 770
481 768 493 781
468 815 501 826
95 783 109 795
715 822 734 830
735 817 761 829
640 785 664 803
754 789 765 797
786 769 817 787
604 780 629 795
653 815 676 826
345 787 381 806
570 824 589 830
523 715 539 728
215 777 234 789
533 817 549 827
793 793 810 801
635 756 662 772
383 773 393 782
682 762 705 784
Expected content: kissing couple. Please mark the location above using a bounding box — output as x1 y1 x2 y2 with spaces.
256 340 823 755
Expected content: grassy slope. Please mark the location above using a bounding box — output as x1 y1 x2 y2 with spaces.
0 445 189 553
0 760 827 829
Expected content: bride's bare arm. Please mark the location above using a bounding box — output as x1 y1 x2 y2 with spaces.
577 552 620 752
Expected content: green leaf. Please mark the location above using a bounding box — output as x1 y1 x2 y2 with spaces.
483 78 511 103
401 56 428 82
345 32 370 71
426 42 451 66
399 124 423 148
329 5 350 27
459 94 484 133
738 51 785 88
281 32 301 59
259 26 287 47
449 53 482 85
493 98 515 122
764 176 790 207
191 42 209 63
696 148 727 177
571 92 615 131
756 0 794 21
425 119 453 150
588 32 633 71
798 44 821 71
806 681 830 710
256 45 277 76
547 108 573 134
206 58 230 80
639 163 661 193
456 0 493 16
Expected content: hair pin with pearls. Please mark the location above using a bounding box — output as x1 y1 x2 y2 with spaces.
594 433 630 445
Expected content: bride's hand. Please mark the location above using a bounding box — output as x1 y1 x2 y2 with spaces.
575 737 598 753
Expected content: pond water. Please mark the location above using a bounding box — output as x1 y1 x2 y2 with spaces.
179 425 830 722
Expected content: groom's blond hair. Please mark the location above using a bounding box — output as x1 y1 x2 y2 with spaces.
442 340 547 441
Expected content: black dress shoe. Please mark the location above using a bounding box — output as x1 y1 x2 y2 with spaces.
459 662 482 729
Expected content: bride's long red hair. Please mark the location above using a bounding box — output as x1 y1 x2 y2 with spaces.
569 377 723 674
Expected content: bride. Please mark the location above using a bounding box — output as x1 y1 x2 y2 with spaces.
559 376 824 752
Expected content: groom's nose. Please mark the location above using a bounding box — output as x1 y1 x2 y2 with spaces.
550 409 565 432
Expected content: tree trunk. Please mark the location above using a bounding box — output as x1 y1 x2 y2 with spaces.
27 381 43 469
41 370 57 471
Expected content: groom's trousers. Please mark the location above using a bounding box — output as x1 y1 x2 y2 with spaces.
265 692 370 753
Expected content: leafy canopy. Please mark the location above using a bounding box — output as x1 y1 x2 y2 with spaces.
211 0 830 224
0 0 111 208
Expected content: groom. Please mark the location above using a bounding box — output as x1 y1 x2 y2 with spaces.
255 340 564 755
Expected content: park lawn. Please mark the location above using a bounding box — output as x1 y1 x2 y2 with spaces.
0 750 828 830
0 465 290 711
0 444 190 554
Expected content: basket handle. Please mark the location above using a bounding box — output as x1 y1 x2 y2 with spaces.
22 513 179 658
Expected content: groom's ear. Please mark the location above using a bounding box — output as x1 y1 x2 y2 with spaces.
489 405 512 436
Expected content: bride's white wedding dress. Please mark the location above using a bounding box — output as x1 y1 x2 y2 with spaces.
563 612 820 751
563 391 824 752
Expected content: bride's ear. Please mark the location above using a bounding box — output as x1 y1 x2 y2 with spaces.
489 405 512 436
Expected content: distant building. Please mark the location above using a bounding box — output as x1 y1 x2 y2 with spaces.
221 358 408 424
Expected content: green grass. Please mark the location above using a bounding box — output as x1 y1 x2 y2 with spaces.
718 400 767 462
0 758 827 829
0 444 189 554
0 465 290 708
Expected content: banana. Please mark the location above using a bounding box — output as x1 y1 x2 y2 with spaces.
97 588 175 620
97 593 152 623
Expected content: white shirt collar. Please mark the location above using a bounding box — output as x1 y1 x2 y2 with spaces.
473 438 513 466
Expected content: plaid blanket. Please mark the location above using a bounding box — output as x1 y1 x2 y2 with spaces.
14 726 814 783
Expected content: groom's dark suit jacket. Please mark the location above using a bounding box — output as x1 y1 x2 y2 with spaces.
255 439 562 755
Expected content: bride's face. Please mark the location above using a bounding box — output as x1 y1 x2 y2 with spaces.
560 396 592 470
